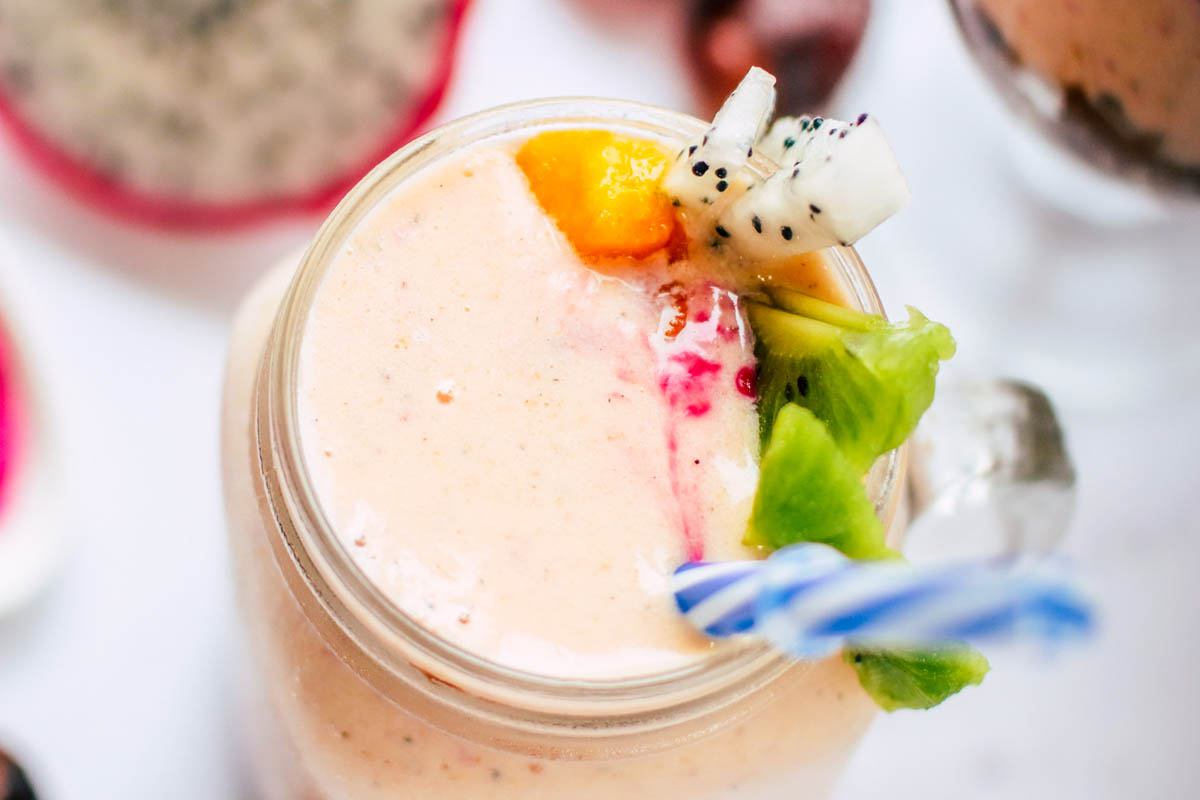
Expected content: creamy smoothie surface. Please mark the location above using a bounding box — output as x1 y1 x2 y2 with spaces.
297 140 836 678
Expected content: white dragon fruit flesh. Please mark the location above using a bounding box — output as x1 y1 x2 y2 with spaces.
717 112 911 259
756 114 825 165
663 66 776 217
0 0 468 228
665 67 910 261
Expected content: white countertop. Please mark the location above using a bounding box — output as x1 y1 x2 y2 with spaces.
0 0 1197 797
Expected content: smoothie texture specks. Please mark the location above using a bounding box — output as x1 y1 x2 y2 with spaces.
299 145 763 679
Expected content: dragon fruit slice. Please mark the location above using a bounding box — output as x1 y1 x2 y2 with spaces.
665 68 908 261
663 66 776 219
716 110 911 259
0 0 469 229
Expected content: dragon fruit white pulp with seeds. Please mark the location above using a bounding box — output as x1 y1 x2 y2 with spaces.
0 0 468 228
721 113 911 258
666 67 910 261
663 66 776 219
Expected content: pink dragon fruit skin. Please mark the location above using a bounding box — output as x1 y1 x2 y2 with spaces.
0 324 20 524
0 311 61 616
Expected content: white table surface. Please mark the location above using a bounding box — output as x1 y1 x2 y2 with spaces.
1 0 1198 797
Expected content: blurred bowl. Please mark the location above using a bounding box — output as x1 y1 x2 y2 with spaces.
948 0 1200 199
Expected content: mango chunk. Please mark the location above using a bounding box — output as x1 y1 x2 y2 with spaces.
517 130 677 259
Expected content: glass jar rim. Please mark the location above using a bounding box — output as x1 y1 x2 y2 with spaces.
255 96 905 748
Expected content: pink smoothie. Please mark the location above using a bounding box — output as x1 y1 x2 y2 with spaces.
295 142 772 679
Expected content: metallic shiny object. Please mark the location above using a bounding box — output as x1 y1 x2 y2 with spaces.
905 379 1076 562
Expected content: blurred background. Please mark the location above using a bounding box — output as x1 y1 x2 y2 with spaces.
0 0 1197 796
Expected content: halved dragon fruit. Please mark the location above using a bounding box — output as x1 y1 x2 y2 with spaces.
666 67 909 260
0 0 469 229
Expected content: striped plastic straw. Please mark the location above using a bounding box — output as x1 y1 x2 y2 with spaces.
673 543 1091 658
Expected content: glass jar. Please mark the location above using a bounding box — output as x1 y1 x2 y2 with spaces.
221 99 906 799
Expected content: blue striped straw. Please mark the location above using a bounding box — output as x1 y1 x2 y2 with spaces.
674 543 1092 658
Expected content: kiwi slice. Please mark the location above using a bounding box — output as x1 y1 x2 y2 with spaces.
768 287 885 332
844 644 990 712
745 403 897 560
748 295 955 475
748 401 991 709
746 295 986 710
